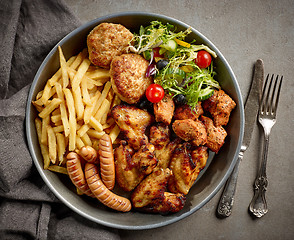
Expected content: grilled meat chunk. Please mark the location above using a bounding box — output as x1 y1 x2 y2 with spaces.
110 54 153 104
114 141 157 192
174 102 204 121
172 119 207 146
168 143 209 195
131 168 186 213
153 94 175 125
202 89 236 126
200 115 227 153
111 104 153 150
149 123 180 170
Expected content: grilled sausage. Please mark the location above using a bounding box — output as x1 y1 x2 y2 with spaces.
66 152 94 197
78 146 99 164
85 163 132 212
98 134 115 190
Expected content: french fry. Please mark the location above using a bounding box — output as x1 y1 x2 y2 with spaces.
77 124 90 137
87 129 105 139
47 165 68 174
85 68 110 79
36 90 43 100
58 46 70 88
39 98 62 118
69 49 87 70
55 82 70 137
39 82 57 106
48 55 76 87
92 81 112 117
32 101 44 112
41 115 50 145
56 132 66 165
53 125 64 133
63 88 76 151
47 126 57 164
35 118 50 169
89 116 103 132
71 58 91 88
86 77 107 88
76 135 85 149
109 125 120 143
83 90 101 124
51 114 61 124
81 76 91 106
94 98 110 122
80 132 92 146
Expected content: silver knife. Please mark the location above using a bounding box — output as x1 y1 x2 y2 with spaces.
217 59 264 217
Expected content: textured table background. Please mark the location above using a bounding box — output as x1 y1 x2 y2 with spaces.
63 0 294 239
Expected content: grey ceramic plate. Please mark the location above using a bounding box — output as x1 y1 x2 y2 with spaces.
26 12 244 230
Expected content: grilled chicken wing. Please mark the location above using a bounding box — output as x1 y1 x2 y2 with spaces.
153 94 175 125
131 143 158 175
114 141 140 191
191 146 209 173
174 102 204 121
200 115 227 153
114 141 157 191
111 104 153 150
168 143 209 195
131 168 186 213
202 89 236 126
149 123 180 170
172 119 207 146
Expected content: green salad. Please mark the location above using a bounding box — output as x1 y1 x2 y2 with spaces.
128 21 220 108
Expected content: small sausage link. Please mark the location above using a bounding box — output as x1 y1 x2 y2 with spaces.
78 146 99 164
66 152 94 197
85 163 131 212
98 134 115 190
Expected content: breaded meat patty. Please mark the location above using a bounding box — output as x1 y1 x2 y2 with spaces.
87 23 133 69
110 54 153 104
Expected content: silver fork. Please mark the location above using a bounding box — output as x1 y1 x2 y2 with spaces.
249 74 283 217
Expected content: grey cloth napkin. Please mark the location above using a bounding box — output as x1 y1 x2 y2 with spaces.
0 0 120 239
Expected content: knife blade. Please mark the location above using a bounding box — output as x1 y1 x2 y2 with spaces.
217 59 264 218
242 59 264 149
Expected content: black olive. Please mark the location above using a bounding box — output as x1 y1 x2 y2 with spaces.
156 60 169 70
173 94 187 105
138 98 154 113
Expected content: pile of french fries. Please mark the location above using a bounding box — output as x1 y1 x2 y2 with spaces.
33 47 121 174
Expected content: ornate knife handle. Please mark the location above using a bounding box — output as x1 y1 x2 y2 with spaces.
217 149 244 218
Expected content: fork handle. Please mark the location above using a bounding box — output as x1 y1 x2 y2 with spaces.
217 151 243 217
249 133 270 217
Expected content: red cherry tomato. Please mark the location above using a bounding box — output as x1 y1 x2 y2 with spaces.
194 50 212 68
146 84 165 103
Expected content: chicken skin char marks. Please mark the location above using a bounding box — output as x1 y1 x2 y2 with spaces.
168 143 209 195
111 104 154 150
131 168 186 213
149 123 181 170
114 141 157 192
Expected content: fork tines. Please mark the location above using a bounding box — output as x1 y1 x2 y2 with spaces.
260 74 283 115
